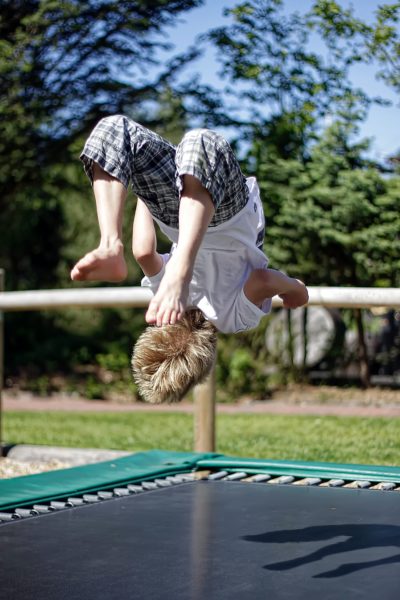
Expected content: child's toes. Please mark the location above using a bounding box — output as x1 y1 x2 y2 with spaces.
161 308 173 326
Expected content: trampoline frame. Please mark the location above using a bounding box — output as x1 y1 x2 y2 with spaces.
2 451 400 600
1 450 400 520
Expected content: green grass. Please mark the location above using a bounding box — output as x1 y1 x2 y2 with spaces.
4 411 400 466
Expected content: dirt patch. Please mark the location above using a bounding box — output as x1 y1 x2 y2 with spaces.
268 384 400 408
5 384 400 408
3 385 400 416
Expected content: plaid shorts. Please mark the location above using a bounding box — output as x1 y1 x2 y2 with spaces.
80 115 249 228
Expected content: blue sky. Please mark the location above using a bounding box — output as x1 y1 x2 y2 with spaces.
158 0 399 161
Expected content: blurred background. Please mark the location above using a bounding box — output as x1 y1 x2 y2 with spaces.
2 0 400 403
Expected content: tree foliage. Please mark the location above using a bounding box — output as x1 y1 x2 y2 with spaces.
0 0 205 290
0 0 203 141
205 0 375 147
256 122 400 386
267 123 400 288
310 0 400 95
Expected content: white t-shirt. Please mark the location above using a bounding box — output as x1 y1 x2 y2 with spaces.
141 177 272 333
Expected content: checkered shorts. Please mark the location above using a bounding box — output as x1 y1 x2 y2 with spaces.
80 115 249 228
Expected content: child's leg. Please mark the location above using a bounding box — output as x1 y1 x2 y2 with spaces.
70 163 128 282
132 198 163 277
72 115 178 281
145 174 215 327
244 268 309 309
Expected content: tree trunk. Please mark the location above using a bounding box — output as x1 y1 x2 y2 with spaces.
302 306 308 379
354 308 370 388
286 309 294 369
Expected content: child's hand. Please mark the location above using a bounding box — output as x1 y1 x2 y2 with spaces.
145 260 190 327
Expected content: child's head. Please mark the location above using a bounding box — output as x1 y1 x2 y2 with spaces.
132 309 217 404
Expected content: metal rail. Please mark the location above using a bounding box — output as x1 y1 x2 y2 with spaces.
1 286 400 312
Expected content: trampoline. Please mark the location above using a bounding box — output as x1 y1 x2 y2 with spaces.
1 450 400 599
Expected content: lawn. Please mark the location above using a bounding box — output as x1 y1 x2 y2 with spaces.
4 410 400 466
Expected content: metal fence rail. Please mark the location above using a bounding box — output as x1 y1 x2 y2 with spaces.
1 286 400 312
1 278 400 456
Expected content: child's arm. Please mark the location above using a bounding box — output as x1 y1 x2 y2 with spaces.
132 198 164 277
244 268 309 309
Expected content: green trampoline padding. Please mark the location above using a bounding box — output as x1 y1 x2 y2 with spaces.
0 450 219 511
198 457 400 483
1 450 400 511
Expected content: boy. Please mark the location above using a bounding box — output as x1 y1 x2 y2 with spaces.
71 115 308 401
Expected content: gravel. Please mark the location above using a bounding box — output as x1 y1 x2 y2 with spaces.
0 457 72 479
0 445 131 479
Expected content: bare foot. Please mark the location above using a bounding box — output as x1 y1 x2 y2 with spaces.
70 241 127 282
145 261 190 326
280 280 309 309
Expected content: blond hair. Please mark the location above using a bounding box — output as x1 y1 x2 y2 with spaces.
132 309 217 404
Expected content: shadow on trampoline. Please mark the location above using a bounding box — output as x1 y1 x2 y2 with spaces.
242 524 400 578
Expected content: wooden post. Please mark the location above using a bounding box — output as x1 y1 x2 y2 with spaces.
193 360 216 453
0 269 4 456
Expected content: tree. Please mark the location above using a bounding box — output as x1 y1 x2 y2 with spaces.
310 0 400 96
204 0 374 147
0 0 205 290
0 0 204 143
268 123 399 286
267 122 400 385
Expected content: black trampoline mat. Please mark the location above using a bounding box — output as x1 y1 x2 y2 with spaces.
1 481 400 600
